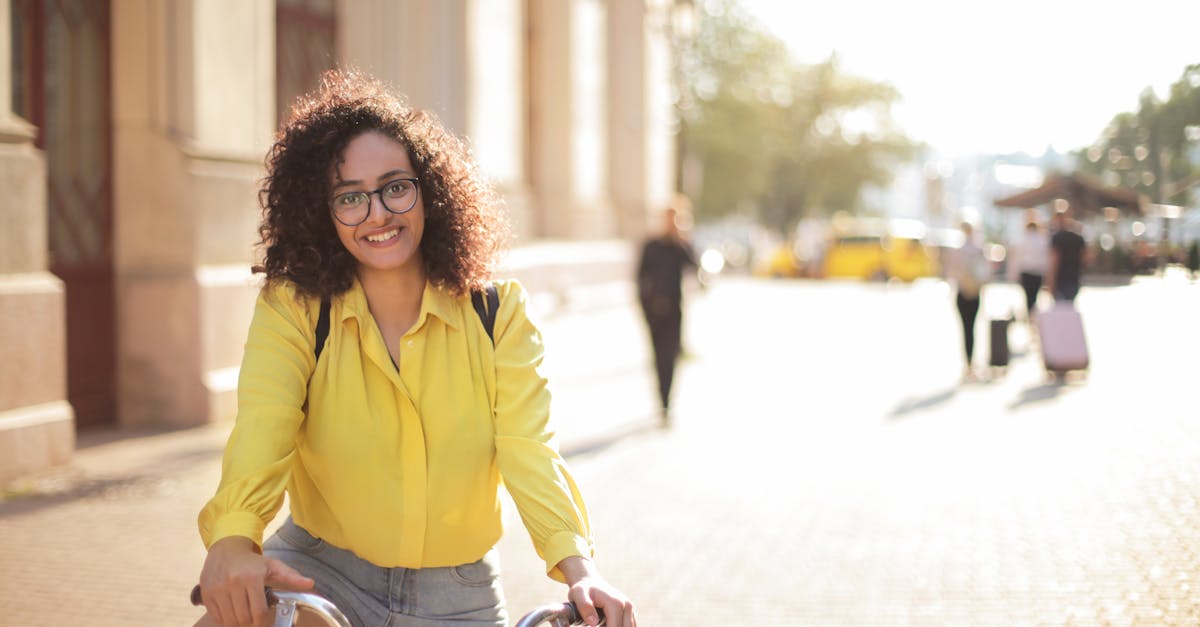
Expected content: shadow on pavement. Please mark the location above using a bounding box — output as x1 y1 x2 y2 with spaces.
0 474 152 517
1007 378 1071 411
73 424 215 450
888 387 958 420
1 435 223 517
561 418 661 459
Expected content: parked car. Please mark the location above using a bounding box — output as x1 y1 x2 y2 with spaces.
822 219 939 281
753 245 804 278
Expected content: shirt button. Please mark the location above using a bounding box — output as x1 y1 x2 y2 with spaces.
407 340 415 348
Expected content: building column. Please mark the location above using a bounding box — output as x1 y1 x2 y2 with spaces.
337 0 467 128
608 0 676 239
527 0 615 239
0 0 75 482
462 0 533 241
111 0 275 427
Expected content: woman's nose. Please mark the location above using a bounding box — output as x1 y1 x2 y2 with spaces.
363 191 389 224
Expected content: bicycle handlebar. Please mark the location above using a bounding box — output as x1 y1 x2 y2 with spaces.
193 585 600 627
190 584 277 607
190 585 352 627
514 601 605 627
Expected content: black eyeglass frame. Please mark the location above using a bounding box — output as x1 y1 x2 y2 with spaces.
329 177 421 227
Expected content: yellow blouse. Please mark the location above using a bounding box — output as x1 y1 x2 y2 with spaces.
198 278 593 580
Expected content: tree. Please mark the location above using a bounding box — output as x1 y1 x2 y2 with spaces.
1076 63 1200 208
675 0 919 235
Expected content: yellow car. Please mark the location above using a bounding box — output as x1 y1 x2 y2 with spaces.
822 228 939 282
754 246 803 278
884 235 939 281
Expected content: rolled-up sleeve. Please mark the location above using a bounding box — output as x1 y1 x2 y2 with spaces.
197 283 315 549
490 281 594 581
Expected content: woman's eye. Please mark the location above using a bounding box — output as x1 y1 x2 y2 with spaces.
337 192 365 206
385 181 410 196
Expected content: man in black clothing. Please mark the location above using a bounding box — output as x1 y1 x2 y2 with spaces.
1047 209 1086 302
637 205 697 423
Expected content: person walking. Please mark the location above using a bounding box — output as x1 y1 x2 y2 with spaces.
948 221 988 381
1186 239 1198 280
636 201 697 424
1006 213 1049 320
193 69 635 627
1046 209 1086 302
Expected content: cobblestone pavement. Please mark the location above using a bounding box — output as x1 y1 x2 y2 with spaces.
2 276 1198 626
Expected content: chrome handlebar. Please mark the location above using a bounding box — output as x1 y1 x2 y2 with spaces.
192 585 597 627
190 585 352 627
515 601 605 627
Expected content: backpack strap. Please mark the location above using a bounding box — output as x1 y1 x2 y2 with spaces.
470 283 500 345
314 297 331 361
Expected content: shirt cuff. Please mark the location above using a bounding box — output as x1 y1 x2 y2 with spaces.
202 511 268 550
541 531 595 583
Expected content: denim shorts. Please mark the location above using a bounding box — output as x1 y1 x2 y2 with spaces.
263 517 507 627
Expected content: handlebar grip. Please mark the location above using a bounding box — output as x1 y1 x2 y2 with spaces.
564 602 607 626
514 601 606 626
190 585 278 607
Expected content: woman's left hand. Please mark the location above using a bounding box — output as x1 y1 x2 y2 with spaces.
557 556 637 627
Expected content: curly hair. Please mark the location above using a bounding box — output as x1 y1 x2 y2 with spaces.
257 68 510 299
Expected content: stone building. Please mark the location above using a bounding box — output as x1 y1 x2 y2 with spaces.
0 0 683 482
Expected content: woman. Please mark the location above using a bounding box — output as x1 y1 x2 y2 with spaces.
1006 215 1049 319
194 69 634 627
950 221 987 381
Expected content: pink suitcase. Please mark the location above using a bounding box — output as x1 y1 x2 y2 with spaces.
1037 302 1089 372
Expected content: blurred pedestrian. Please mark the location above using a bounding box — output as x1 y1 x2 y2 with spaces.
1186 240 1199 280
1046 208 1086 302
948 221 988 381
636 199 697 424
1006 213 1049 320
194 69 635 627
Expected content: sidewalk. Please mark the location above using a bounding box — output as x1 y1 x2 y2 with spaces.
499 275 1200 624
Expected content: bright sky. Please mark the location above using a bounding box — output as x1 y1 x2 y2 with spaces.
739 0 1200 158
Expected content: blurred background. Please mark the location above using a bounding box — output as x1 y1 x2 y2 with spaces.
2 1 1200 624
5 0 1197 477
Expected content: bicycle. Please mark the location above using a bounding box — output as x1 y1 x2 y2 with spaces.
191 585 601 627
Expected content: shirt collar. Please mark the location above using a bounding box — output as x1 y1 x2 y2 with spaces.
420 282 461 330
338 277 461 331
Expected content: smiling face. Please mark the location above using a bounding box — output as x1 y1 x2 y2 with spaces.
330 131 426 280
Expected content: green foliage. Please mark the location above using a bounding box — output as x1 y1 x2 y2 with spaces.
675 0 920 235
1074 64 1200 206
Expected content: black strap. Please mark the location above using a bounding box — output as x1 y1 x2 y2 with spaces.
314 297 331 361
470 284 499 345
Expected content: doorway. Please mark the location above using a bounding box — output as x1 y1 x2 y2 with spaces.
11 0 115 428
276 0 337 126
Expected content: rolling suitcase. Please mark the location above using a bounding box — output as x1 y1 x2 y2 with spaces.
1036 302 1089 373
988 317 1011 368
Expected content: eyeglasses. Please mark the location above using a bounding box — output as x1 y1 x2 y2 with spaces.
329 177 420 226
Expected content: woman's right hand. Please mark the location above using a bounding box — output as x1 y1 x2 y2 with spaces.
197 535 314 626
